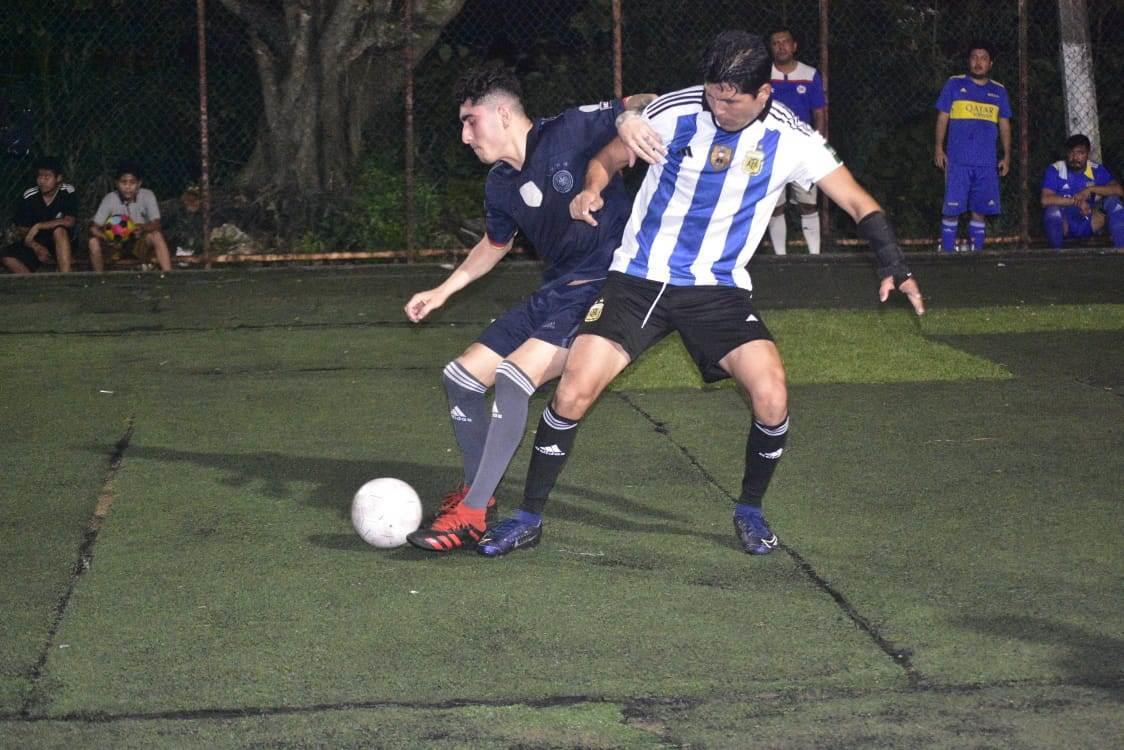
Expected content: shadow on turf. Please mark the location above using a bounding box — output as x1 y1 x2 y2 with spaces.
111 445 740 552
956 614 1124 687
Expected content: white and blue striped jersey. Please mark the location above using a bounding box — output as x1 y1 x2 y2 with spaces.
611 86 842 289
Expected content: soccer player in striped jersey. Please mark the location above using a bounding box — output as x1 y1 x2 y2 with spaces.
402 67 657 552
477 30 925 558
933 41 1012 252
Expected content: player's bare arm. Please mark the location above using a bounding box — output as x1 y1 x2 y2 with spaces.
404 234 512 322
934 111 950 169
998 118 1012 176
817 166 925 316
569 138 634 227
617 93 665 166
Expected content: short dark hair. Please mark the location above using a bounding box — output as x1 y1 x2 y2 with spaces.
114 161 141 181
1065 133 1092 151
701 31 772 94
769 27 795 43
967 39 996 61
34 156 63 176
454 66 523 108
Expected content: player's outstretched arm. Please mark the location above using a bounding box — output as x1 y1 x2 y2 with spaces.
404 233 512 323
569 138 635 227
817 166 925 316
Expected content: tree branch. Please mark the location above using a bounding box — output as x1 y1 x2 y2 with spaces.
216 0 288 57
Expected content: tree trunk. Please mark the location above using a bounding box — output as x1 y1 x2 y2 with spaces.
218 0 465 193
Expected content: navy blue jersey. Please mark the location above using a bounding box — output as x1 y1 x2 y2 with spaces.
485 101 629 286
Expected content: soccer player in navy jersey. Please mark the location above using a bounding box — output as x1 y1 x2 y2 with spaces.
767 27 827 255
477 30 925 558
934 41 1012 253
402 67 656 552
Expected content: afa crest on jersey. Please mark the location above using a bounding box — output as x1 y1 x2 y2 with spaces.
742 148 765 176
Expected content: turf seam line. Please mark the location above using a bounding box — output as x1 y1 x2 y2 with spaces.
0 675 1119 725
19 418 135 719
0 320 494 337
613 392 930 689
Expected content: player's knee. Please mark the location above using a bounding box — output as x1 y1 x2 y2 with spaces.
1104 195 1123 213
552 380 598 421
750 376 788 424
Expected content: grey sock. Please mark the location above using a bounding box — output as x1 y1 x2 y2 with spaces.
464 360 536 509
442 361 489 485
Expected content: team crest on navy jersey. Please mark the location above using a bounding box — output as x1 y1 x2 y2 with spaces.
552 169 574 193
709 144 733 171
742 148 765 176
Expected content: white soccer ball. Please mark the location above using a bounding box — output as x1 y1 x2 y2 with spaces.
351 478 422 549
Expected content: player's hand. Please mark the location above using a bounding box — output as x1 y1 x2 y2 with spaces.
618 116 666 166
934 150 947 170
998 157 1010 177
32 244 51 264
1073 188 1093 215
879 275 925 316
569 190 604 227
404 289 446 323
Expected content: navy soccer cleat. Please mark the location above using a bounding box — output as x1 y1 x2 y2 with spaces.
733 508 779 555
477 517 542 557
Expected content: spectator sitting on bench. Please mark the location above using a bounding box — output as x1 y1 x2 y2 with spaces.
1 156 77 274
88 162 172 272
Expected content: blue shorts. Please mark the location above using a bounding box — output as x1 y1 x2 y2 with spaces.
1063 212 1096 239
477 279 604 357
943 162 1001 216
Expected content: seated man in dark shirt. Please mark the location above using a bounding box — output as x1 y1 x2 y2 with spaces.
1 156 78 274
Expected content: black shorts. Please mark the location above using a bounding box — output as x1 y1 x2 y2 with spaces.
579 271 774 383
1 236 55 272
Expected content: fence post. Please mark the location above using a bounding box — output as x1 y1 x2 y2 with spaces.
197 0 211 267
613 0 623 100
404 0 417 262
818 0 831 251
1018 0 1030 248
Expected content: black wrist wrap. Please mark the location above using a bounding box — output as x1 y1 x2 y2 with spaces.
857 211 913 286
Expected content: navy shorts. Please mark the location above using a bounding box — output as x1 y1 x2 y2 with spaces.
943 162 1001 216
477 279 605 357
579 272 774 383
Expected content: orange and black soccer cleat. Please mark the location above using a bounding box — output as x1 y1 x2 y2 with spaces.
407 505 488 552
429 484 499 525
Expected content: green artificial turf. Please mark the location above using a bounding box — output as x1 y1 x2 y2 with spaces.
1 265 1120 748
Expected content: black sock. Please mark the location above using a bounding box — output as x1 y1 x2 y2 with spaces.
739 416 789 508
521 404 581 516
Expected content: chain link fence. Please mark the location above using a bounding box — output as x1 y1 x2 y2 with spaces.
1 0 1121 266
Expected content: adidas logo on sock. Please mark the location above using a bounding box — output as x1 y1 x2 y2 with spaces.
535 444 565 456
758 448 784 459
450 406 471 422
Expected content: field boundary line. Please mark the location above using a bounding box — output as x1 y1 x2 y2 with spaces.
2 675 1119 725
613 392 929 688
19 419 135 718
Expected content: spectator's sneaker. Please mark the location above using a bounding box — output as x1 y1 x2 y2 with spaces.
406 505 487 552
477 517 542 557
429 485 498 525
733 508 779 555
175 246 195 257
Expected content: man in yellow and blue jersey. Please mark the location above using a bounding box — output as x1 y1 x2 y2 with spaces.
933 41 1012 253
